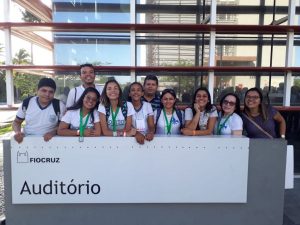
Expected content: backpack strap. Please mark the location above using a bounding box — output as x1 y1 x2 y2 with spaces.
105 105 110 121
74 87 77 104
175 109 183 129
22 96 34 114
121 101 128 119
155 108 162 129
105 101 128 122
52 98 61 118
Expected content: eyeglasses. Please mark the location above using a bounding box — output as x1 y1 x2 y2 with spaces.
223 100 236 106
85 95 98 102
246 95 260 100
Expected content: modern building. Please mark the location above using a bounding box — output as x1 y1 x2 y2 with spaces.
0 0 300 171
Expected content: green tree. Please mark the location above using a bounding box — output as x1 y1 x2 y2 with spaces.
21 10 41 23
13 49 42 100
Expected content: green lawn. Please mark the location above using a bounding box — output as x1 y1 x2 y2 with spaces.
0 124 12 135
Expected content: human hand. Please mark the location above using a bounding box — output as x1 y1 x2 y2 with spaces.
14 131 24 144
181 128 194 136
145 132 154 141
194 103 201 113
43 132 55 142
84 128 96 137
135 131 145 144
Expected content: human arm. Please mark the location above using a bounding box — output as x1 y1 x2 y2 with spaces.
273 111 286 137
145 115 155 141
181 116 217 136
12 117 25 143
99 112 114 136
184 106 201 129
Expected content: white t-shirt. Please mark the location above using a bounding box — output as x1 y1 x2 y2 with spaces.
132 102 154 134
61 108 100 130
16 96 66 135
185 106 218 130
66 84 103 108
154 109 184 135
214 112 243 135
98 102 135 131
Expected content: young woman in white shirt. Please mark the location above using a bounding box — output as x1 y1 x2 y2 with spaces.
154 89 184 135
58 87 101 140
98 79 136 137
128 82 155 144
182 87 217 136
214 93 243 135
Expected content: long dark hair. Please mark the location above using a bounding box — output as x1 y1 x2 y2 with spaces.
127 82 144 102
160 88 177 109
67 87 100 123
191 87 214 116
220 93 241 116
244 87 268 121
100 79 123 107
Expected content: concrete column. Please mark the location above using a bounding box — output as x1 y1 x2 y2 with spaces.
4 0 14 107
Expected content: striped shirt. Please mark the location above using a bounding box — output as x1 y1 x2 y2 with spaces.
141 95 161 111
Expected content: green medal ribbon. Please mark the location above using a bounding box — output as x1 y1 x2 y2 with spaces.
217 114 232 135
163 108 174 135
80 109 91 137
111 106 120 132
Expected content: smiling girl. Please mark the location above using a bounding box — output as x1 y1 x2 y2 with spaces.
182 87 217 136
98 79 136 137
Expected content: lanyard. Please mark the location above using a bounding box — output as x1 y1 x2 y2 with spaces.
80 109 91 137
217 114 232 135
163 108 174 135
111 106 120 132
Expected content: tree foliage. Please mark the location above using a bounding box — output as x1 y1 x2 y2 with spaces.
13 49 43 100
21 10 41 23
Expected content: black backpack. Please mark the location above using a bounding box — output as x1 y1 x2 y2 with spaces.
155 108 183 130
22 96 61 118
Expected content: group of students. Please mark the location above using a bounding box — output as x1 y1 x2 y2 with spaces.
12 63 286 144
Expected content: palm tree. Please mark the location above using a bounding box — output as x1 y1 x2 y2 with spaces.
12 49 41 100
21 10 41 23
12 48 31 65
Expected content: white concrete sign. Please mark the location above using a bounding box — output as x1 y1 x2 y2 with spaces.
11 136 249 204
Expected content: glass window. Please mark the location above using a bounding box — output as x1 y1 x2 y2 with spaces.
291 75 300 106
136 33 209 67
214 73 256 104
136 1 210 24
259 74 285 105
53 0 130 23
54 32 130 66
215 34 258 67
137 72 208 105
0 70 6 103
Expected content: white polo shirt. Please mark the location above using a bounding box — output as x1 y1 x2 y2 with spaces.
16 96 66 135
98 102 135 131
66 84 103 108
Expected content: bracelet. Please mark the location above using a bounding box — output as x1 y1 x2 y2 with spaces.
193 130 196 136
76 130 80 136
123 131 127 137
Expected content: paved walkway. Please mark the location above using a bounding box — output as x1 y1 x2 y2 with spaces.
0 109 17 128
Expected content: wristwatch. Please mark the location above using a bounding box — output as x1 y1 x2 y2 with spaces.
280 134 285 139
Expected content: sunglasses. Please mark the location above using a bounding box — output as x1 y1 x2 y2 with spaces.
222 100 236 106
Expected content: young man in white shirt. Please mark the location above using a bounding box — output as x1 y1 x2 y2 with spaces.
13 78 66 143
66 63 103 107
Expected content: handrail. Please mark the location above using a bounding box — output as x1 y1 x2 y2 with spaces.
1 65 300 73
1 22 300 34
